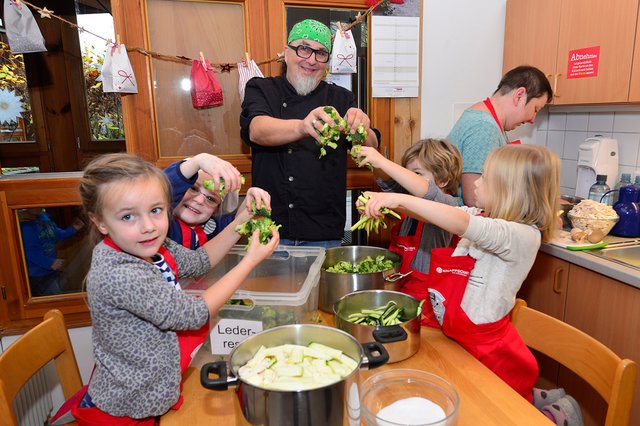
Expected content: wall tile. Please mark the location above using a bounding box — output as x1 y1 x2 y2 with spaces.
537 109 640 196
587 131 613 139
560 159 578 192
612 132 640 167
535 108 549 130
613 111 640 133
534 130 548 146
619 165 637 180
566 112 588 131
506 123 535 144
547 131 565 158
588 112 615 133
548 112 567 130
563 131 588 160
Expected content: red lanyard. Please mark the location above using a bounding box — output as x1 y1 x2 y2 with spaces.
178 219 208 249
483 98 504 134
103 235 179 280
482 98 520 144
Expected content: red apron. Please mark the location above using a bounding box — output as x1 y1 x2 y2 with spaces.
178 219 208 249
388 219 462 327
483 98 521 145
427 246 537 402
70 237 210 422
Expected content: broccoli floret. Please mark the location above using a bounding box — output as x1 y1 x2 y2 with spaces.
350 144 373 170
203 175 246 199
252 200 271 217
235 216 282 248
316 107 368 159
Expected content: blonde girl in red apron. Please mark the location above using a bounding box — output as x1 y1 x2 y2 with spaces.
359 144 560 404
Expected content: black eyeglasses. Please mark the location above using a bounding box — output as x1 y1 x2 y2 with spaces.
287 44 330 63
187 186 219 207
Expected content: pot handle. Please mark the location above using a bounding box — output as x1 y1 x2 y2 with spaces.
200 360 238 391
384 270 413 283
360 341 390 369
373 325 407 343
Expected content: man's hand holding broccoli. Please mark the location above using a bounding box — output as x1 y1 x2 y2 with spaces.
312 106 369 158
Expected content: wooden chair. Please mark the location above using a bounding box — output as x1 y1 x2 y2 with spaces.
511 299 637 426
0 309 83 426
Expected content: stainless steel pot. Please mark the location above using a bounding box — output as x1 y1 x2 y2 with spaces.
200 324 389 426
318 246 410 312
333 290 421 363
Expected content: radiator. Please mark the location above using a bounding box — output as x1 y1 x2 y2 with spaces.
12 368 53 426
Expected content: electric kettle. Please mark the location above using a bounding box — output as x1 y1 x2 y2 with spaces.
610 185 640 237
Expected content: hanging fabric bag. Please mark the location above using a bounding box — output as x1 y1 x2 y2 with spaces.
331 29 357 74
190 58 224 108
4 0 47 53
237 59 264 103
102 43 138 93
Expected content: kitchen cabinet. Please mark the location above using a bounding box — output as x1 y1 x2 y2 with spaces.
519 252 640 426
629 4 640 101
503 0 640 105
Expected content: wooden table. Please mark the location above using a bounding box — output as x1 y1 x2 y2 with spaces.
161 312 551 425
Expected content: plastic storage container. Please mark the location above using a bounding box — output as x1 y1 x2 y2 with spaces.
588 174 611 205
182 245 325 329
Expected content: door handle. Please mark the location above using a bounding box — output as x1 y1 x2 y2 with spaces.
553 73 561 98
552 267 564 294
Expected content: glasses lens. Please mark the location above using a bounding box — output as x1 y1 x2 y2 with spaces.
295 45 313 59
315 50 329 63
189 187 218 206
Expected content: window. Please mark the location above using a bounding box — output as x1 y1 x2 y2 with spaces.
147 0 247 158
17 206 89 298
76 1 125 142
0 40 35 144
0 0 125 174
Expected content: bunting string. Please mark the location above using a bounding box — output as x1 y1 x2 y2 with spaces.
17 0 384 72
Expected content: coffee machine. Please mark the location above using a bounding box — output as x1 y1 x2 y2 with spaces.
575 136 619 199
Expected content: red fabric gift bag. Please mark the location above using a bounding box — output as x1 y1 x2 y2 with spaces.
190 59 223 108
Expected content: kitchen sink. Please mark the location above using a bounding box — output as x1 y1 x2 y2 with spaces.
587 239 640 270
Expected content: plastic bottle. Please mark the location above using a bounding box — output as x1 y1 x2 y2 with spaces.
611 173 632 204
632 175 640 202
588 174 611 205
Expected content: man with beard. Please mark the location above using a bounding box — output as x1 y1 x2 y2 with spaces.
240 19 379 248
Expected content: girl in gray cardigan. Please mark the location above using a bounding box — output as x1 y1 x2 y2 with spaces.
75 153 279 423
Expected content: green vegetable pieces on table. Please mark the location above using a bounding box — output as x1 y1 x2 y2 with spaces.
203 175 246 199
350 194 401 235
235 200 282 248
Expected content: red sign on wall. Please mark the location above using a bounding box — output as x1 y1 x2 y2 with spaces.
567 46 600 79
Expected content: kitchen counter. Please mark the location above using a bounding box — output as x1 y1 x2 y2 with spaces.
160 312 550 425
541 235 640 288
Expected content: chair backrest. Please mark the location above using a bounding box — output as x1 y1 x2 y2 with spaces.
511 299 637 426
0 309 83 426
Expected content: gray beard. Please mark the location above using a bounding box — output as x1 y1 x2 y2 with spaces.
292 75 320 96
